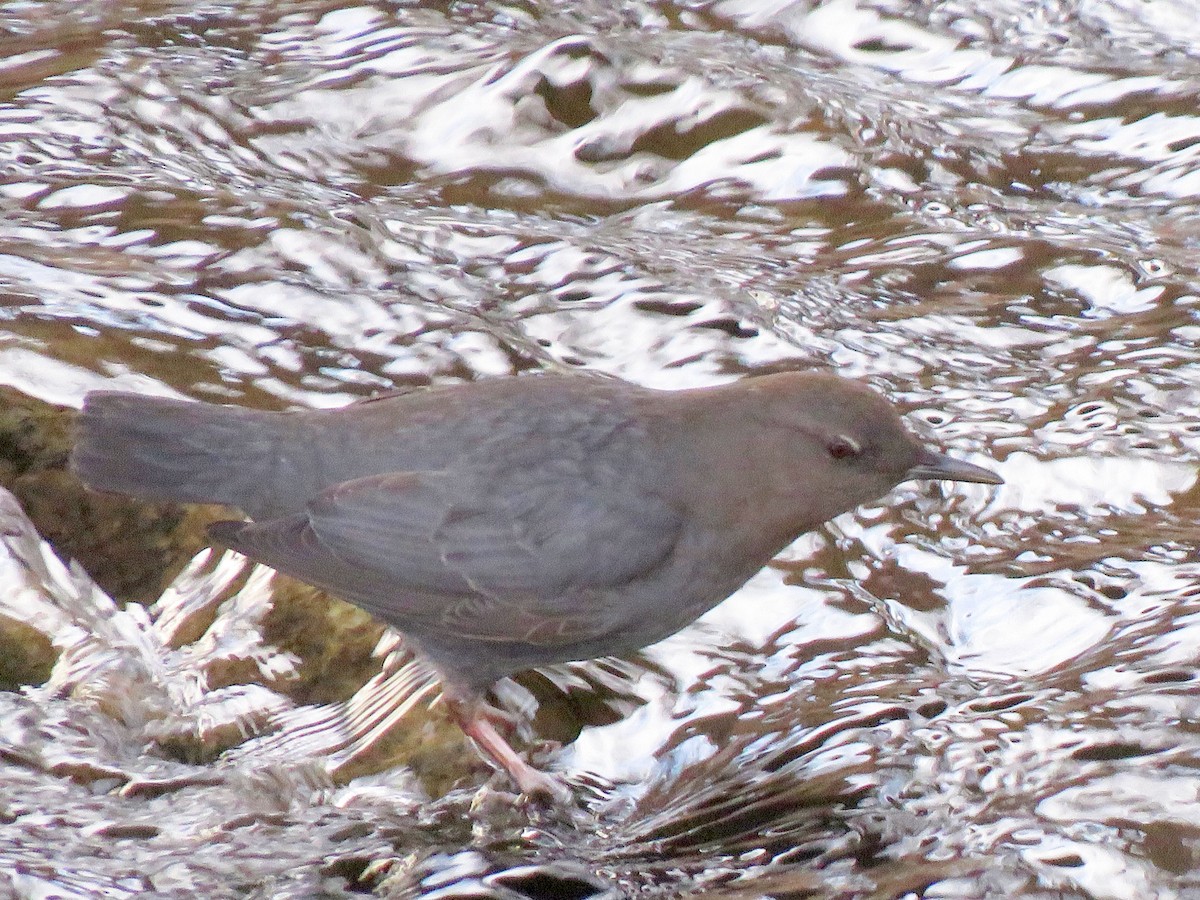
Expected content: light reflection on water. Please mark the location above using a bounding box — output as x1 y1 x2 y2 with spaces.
1 0 1200 896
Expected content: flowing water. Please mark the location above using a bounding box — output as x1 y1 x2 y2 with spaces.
2 1 1200 897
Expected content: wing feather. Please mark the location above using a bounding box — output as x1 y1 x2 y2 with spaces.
308 469 680 597
209 466 682 647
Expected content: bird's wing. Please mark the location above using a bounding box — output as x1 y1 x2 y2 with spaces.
211 468 682 645
307 469 681 596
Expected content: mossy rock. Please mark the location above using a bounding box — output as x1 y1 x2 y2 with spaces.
0 386 486 791
0 386 383 703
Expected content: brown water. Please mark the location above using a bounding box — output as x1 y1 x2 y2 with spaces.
2 0 1200 896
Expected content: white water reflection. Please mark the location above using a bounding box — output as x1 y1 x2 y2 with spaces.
978 453 1197 515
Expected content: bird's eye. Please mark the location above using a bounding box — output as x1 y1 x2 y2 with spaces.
827 435 862 460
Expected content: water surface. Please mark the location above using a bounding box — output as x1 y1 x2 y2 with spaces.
2 1 1200 897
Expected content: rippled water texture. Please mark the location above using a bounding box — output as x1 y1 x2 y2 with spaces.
3 0 1200 896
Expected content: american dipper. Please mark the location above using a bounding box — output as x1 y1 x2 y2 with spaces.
71 371 1001 801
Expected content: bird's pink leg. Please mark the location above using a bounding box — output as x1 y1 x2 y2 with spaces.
443 693 570 804
476 700 519 736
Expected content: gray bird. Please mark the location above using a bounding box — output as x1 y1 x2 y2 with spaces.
71 371 1001 801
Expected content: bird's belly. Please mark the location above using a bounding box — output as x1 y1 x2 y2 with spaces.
394 531 783 687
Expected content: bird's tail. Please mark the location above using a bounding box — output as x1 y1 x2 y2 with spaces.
71 391 284 511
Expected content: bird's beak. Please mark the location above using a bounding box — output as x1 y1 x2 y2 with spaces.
906 447 1004 485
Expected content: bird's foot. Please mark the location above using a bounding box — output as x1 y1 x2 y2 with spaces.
445 692 573 806
508 759 573 807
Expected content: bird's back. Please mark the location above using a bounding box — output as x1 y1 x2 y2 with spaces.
73 374 660 521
